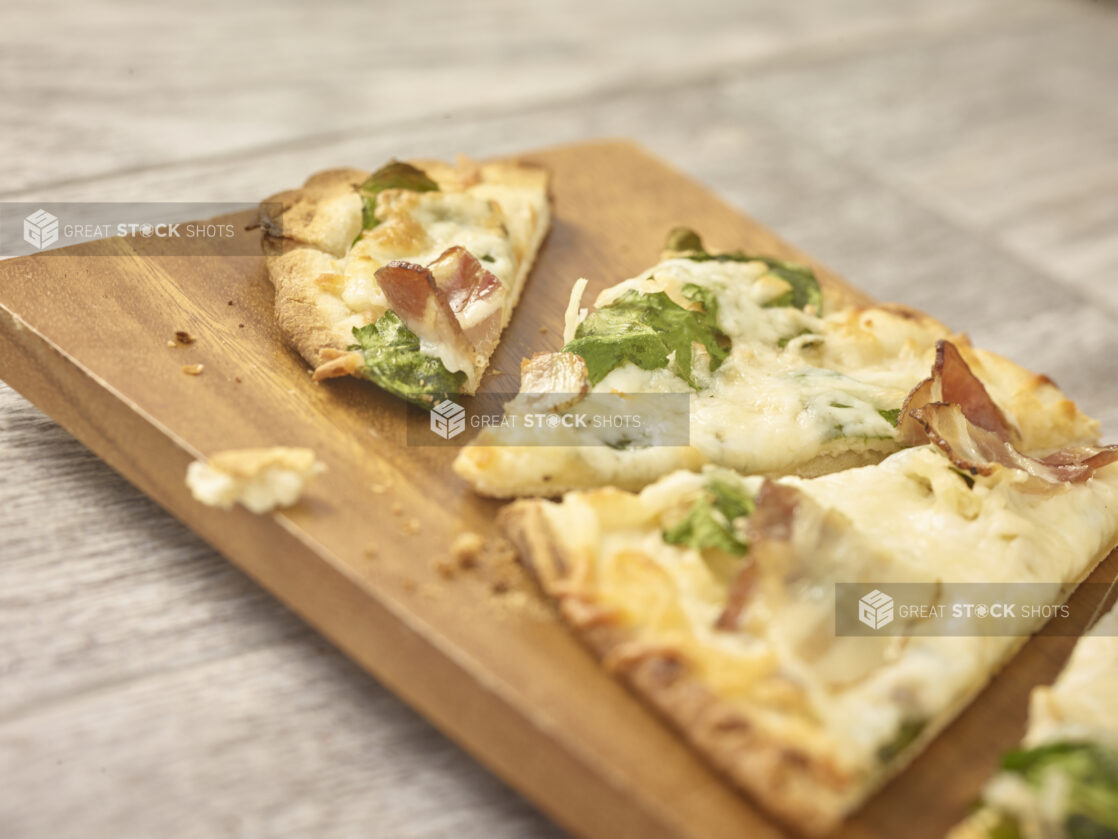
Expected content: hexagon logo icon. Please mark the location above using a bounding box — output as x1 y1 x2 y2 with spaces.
858 589 894 630
430 399 466 440
24 209 59 250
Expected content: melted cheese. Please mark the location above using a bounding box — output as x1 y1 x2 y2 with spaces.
538 455 1118 778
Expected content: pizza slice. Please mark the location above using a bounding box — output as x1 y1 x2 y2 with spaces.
454 230 1098 496
951 603 1118 839
257 157 550 406
498 347 1118 835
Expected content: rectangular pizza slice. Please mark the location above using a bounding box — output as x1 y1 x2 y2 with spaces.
257 157 550 407
498 347 1118 835
454 230 1099 496
951 603 1118 839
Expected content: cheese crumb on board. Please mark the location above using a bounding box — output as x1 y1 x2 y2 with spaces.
186 447 324 513
182 363 204 376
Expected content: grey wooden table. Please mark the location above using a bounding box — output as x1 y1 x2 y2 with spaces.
2 1 1117 837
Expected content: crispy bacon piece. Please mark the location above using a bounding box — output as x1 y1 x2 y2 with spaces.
913 402 1118 489
898 340 1017 446
897 341 1118 487
936 341 1013 436
427 246 502 313
427 246 506 362
375 260 476 369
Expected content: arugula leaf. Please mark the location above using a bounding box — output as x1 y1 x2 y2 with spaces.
358 160 439 231
878 408 902 427
664 227 823 313
562 288 729 387
662 477 754 556
349 312 466 408
1002 742 1118 838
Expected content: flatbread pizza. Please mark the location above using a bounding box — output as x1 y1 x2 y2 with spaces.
258 157 549 406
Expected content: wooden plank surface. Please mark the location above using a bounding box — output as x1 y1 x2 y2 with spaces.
3 2 1118 838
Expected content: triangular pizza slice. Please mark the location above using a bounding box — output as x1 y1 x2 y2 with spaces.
258 157 549 406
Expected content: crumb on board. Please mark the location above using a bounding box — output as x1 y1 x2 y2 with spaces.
451 531 484 570
166 340 177 348
174 330 195 345
404 517 421 534
539 325 549 334
234 377 242 384
491 580 510 595
363 543 379 559
369 480 391 494
182 363 205 376
227 300 234 306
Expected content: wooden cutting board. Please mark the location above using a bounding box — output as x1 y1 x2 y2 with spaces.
1 140 1113 839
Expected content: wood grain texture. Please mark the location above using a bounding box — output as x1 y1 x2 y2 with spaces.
3 2 1118 837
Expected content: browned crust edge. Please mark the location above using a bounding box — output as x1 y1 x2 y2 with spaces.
498 500 858 836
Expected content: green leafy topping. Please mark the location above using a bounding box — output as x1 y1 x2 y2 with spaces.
349 312 466 408
561 288 729 387
877 719 928 764
664 227 823 313
662 477 754 557
480 254 496 263
987 813 1023 839
878 408 902 427
1001 742 1118 838
358 160 439 231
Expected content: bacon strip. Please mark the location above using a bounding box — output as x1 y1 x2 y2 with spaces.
427 245 503 314
913 403 1118 488
898 340 1016 446
374 247 508 384
899 341 1118 487
374 260 476 372
426 247 505 362
715 481 800 631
